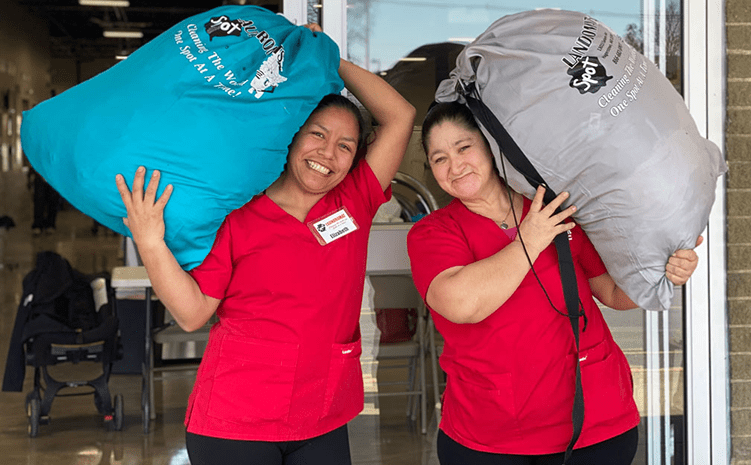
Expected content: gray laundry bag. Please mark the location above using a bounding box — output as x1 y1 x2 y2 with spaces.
436 9 726 311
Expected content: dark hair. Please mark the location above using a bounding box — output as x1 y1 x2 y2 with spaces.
421 101 483 156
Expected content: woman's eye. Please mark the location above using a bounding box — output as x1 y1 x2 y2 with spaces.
339 143 352 152
459 145 471 152
432 157 446 165
312 131 324 138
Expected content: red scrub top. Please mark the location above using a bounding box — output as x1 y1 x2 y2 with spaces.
407 197 640 455
185 161 389 441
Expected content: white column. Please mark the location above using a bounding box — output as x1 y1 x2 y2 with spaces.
322 0 347 59
282 0 307 25
684 0 729 463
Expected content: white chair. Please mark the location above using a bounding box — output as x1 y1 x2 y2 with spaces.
366 274 427 431
365 171 441 434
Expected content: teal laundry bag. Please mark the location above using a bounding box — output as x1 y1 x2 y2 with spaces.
21 6 343 269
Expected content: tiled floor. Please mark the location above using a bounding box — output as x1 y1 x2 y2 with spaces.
0 167 439 464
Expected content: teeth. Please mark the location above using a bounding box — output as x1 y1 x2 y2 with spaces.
307 160 331 175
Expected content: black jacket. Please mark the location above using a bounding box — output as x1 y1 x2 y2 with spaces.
2 252 96 392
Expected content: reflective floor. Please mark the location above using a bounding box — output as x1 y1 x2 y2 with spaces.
0 167 438 465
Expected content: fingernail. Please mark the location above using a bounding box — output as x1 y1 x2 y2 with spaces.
152 170 159 177
138 166 145 172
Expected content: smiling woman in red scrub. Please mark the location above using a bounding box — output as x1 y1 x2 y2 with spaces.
115 24 415 465
407 102 700 465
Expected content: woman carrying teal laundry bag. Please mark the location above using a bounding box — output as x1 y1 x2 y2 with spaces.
116 24 416 465
21 5 345 271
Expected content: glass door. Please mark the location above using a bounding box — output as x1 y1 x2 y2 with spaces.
344 2 686 463
347 0 686 465
286 0 726 463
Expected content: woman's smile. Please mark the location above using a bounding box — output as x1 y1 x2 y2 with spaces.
450 171 475 183
306 160 333 175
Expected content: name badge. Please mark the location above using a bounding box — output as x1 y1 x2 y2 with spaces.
308 207 359 246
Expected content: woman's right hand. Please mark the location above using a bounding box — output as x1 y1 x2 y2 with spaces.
516 186 577 258
116 167 218 331
115 166 173 252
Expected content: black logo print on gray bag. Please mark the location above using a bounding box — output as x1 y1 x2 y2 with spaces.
567 56 613 94
204 15 243 40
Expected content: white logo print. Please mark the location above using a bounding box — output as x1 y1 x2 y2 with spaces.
249 49 287 99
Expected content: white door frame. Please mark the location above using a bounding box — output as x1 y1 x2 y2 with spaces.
684 0 729 463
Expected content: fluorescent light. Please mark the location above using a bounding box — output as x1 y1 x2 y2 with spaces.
79 0 130 6
115 55 129 60
103 30 143 39
448 37 475 43
399 57 427 62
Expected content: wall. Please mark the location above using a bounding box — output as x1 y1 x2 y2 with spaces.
0 0 50 218
0 1 51 108
727 0 751 462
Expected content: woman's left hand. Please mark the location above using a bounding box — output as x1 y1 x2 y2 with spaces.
666 236 703 286
303 23 322 33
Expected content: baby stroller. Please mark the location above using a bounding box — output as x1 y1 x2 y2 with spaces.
2 251 124 436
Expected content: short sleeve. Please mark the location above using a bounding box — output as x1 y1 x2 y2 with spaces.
407 211 475 301
188 214 234 300
341 160 391 220
574 224 608 279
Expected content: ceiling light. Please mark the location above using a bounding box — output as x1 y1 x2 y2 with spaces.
448 37 476 43
103 30 143 39
80 0 130 6
399 57 427 62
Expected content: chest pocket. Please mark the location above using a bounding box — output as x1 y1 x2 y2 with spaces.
207 334 299 424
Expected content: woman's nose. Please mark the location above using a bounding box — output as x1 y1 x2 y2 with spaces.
318 140 336 158
449 155 464 173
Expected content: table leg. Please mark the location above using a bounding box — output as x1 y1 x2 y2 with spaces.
142 287 153 433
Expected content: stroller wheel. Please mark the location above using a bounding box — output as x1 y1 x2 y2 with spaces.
25 391 40 411
113 394 124 431
27 397 40 438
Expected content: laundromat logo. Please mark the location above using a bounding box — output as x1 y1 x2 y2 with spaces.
567 56 612 94
195 15 288 99
237 16 288 98
204 15 243 40
249 49 287 99
561 16 612 95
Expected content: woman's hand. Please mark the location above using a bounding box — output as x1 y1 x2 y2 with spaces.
303 23 322 33
666 236 703 286
116 167 219 332
516 186 577 258
115 166 173 251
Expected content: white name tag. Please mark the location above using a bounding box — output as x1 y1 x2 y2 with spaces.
308 207 359 245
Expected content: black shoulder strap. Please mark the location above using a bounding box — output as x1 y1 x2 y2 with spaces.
464 92 584 464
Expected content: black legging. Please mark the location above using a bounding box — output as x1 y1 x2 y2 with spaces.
32 175 60 230
186 424 352 465
437 426 638 465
